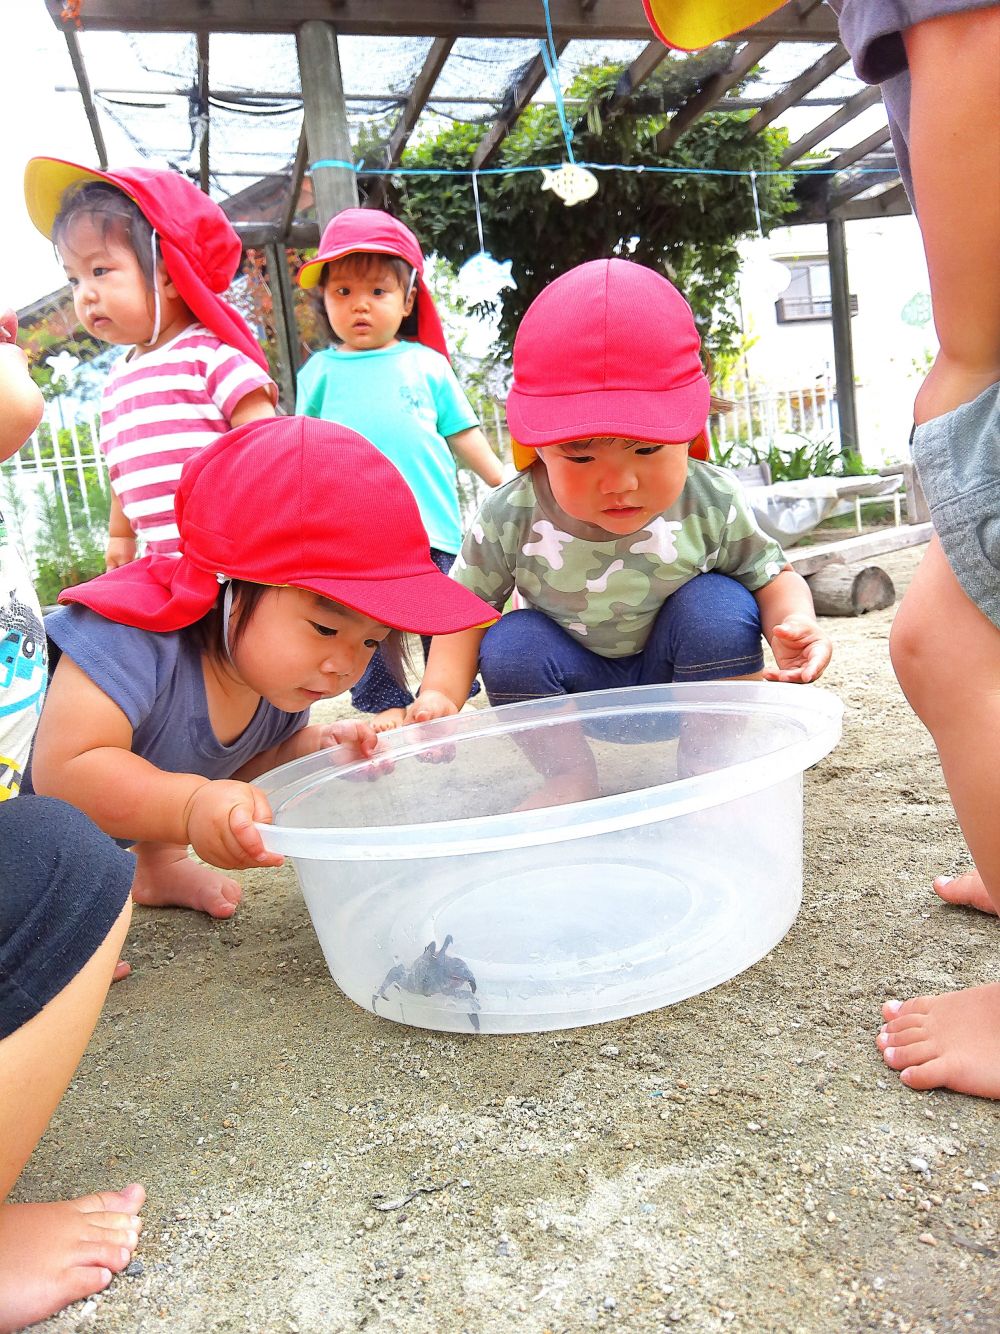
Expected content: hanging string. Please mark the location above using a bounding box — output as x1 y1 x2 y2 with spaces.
471 171 486 251
311 157 895 180
749 168 765 238
539 0 576 164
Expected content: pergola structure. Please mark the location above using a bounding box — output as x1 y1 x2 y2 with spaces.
43 0 910 437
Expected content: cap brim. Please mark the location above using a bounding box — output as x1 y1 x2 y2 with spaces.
641 0 782 49
297 242 413 290
24 157 131 239
506 381 711 451
295 568 499 637
510 439 538 471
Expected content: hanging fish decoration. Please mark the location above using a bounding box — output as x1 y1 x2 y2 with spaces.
540 163 599 207
458 251 518 304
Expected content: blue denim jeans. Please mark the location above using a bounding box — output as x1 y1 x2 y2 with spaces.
351 547 481 714
0 795 134 1039
478 572 764 706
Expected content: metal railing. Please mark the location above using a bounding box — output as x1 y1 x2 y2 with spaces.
711 374 838 457
2 403 511 581
1 408 109 578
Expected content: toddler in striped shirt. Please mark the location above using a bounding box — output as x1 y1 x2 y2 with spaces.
24 158 277 568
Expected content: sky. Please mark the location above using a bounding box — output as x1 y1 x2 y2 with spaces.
1 3 107 310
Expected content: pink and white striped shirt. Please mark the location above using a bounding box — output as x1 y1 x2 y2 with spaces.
100 323 276 555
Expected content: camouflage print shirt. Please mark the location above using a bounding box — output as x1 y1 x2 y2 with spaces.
450 461 788 658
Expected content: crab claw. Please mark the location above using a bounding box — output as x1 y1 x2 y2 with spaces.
373 962 407 1008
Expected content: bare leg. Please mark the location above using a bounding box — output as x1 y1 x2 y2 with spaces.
0 899 146 1328
130 840 242 917
885 539 1000 1098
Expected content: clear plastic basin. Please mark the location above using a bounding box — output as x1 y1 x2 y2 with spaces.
256 682 842 1034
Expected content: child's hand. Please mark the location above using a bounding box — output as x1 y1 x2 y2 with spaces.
403 690 459 726
0 307 17 343
106 534 138 570
183 779 284 870
310 718 396 779
311 719 381 756
764 615 832 683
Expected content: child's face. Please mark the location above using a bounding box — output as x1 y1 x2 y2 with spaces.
58 215 188 351
231 587 390 711
321 258 415 353
537 436 691 534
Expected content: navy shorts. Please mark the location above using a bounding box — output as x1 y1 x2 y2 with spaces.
0 795 135 1040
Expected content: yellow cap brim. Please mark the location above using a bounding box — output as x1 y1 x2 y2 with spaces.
642 0 781 50
297 242 415 290
510 439 537 471
297 257 326 290
24 158 116 239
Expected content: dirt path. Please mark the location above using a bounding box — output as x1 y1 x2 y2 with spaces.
22 545 1000 1333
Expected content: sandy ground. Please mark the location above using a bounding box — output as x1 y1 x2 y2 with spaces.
19 544 1000 1334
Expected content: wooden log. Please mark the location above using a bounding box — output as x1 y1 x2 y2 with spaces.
807 561 896 616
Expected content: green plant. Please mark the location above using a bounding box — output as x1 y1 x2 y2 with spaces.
390 58 796 369
711 430 874 481
30 467 110 606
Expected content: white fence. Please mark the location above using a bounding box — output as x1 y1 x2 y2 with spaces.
1 404 506 581
711 372 839 457
0 383 842 582
0 408 109 577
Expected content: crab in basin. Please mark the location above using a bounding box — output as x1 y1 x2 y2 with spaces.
373 935 481 1032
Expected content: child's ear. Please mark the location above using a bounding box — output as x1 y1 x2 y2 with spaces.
402 285 417 318
157 264 179 300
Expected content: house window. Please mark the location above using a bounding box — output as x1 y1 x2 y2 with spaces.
775 259 857 322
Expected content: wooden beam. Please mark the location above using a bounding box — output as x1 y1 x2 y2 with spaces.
804 124 892 176
834 180 909 221
296 20 358 229
62 26 107 168
473 42 569 170
744 43 849 136
196 32 210 193
368 36 452 208
790 170 906 224
44 0 837 40
655 39 774 153
788 523 931 576
278 123 310 241
602 40 671 121
263 241 300 411
734 0 838 42
234 220 319 248
780 84 883 164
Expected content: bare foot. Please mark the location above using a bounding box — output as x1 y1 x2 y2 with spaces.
0 1183 145 1333
933 870 999 916
515 769 600 812
131 842 242 917
372 708 406 733
112 960 132 983
876 984 1000 1098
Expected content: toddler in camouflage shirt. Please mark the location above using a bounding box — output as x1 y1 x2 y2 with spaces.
406 259 831 792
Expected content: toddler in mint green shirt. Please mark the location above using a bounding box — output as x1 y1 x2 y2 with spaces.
296 208 501 729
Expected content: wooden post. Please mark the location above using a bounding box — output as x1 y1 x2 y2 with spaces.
264 242 300 414
296 20 358 230
196 32 210 194
827 216 859 457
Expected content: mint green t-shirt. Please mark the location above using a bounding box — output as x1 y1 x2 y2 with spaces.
295 340 479 553
451 461 788 658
